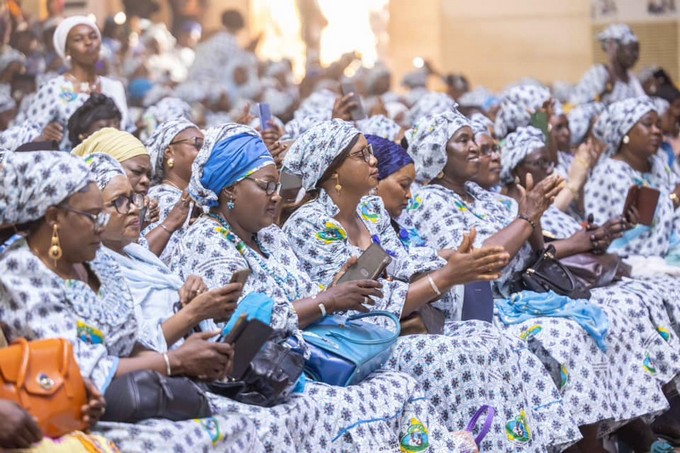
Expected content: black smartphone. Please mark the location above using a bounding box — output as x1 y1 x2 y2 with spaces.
226 318 274 379
336 243 392 285
230 269 251 286
279 171 303 203
340 81 367 121
258 103 272 130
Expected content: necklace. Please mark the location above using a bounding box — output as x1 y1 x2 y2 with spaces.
162 179 184 191
65 73 100 94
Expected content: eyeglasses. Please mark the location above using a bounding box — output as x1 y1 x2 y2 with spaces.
349 144 374 163
169 136 204 150
246 177 282 196
61 206 110 231
522 159 554 170
479 144 500 157
109 193 145 215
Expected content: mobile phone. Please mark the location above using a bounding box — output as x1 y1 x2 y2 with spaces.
227 318 274 379
530 111 550 141
336 243 392 285
340 82 367 121
230 269 251 286
622 185 660 226
258 103 272 130
279 171 303 203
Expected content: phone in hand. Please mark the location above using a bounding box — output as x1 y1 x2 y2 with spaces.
230 269 251 286
336 243 392 285
279 171 304 203
530 111 550 141
340 81 367 121
622 185 660 226
221 314 273 380
258 103 272 130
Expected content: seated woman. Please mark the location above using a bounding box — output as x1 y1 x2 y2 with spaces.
280 120 579 451
401 110 672 451
170 123 459 452
67 93 122 146
0 151 264 452
498 125 680 449
143 119 204 264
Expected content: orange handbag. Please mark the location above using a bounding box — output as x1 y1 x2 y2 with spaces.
0 338 88 438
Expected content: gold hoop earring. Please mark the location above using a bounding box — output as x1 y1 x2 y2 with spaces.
334 174 342 193
167 158 175 168
622 135 630 145
48 224 62 264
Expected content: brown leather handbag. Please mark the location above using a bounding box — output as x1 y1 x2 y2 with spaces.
0 338 88 438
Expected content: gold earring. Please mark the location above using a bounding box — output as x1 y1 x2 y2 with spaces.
622 135 630 145
335 175 342 193
48 224 62 264
167 158 175 168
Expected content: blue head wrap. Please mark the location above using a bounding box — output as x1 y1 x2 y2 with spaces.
366 134 414 181
193 131 274 207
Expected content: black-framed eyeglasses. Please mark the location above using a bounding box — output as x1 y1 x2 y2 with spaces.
61 206 110 230
479 144 500 157
349 144 374 163
246 177 282 196
169 136 204 150
109 193 145 215
522 159 554 170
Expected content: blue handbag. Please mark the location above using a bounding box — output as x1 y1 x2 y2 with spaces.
301 311 400 387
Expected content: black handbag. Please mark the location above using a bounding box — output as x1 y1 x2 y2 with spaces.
559 252 628 289
512 245 591 299
101 370 212 423
206 341 305 407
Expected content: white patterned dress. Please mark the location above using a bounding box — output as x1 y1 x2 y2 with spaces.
0 238 264 453
283 190 580 452
143 183 192 266
171 214 458 453
407 182 673 434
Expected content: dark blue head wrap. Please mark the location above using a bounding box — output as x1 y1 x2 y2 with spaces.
366 134 414 181
191 131 274 207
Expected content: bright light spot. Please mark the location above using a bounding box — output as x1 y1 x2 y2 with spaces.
87 14 96 23
113 12 126 25
412 57 424 68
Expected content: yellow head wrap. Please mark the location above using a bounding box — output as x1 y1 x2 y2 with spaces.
72 128 149 162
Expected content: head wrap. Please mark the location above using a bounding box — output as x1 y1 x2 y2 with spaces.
72 128 149 162
651 97 670 117
0 84 16 113
145 119 198 182
567 102 605 146
52 15 102 60
189 123 264 207
596 96 656 157
402 68 428 89
458 87 498 112
409 92 458 125
500 126 546 185
357 115 402 142
494 84 551 139
598 24 638 47
0 151 93 224
143 97 193 126
470 114 493 138
283 119 360 191
366 134 413 181
83 153 127 190
0 48 25 75
384 101 410 126
406 110 471 184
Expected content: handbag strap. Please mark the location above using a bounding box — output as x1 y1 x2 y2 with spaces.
465 405 495 446
327 311 401 345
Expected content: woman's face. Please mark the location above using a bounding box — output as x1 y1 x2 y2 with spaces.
100 175 142 246
549 114 571 151
376 164 415 219
83 118 121 141
616 42 639 70
471 134 501 190
66 24 101 66
166 127 204 182
229 165 281 234
121 155 151 195
335 135 379 196
442 126 480 183
514 146 554 186
627 111 662 157
54 182 105 262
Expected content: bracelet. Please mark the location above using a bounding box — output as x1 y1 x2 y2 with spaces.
427 274 441 297
670 193 679 207
159 223 173 234
517 214 536 231
162 352 172 376
318 303 327 317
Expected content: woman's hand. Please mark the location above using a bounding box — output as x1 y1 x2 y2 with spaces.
234 102 256 125
145 197 161 224
322 279 383 313
332 94 359 121
519 173 564 222
0 400 43 448
169 331 235 380
81 378 106 429
184 283 242 324
442 229 510 284
161 190 192 232
40 122 64 142
178 275 209 306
